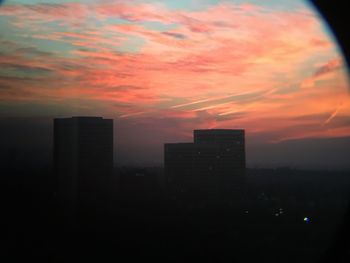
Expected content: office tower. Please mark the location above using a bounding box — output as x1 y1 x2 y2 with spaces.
164 129 245 207
165 129 245 178
54 117 113 215
193 129 246 173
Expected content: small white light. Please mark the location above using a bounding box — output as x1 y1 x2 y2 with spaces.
304 217 310 223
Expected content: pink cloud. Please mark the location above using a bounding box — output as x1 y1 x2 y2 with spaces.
0 3 88 20
314 58 343 77
0 1 349 143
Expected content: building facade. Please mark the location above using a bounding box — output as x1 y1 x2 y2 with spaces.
164 129 246 208
54 117 113 216
165 129 245 178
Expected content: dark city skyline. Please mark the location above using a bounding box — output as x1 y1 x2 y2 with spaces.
1 116 350 170
2 114 350 263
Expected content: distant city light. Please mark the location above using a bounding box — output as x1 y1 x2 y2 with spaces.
304 217 310 223
245 210 249 214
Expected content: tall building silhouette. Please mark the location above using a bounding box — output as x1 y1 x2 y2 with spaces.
165 129 245 177
54 117 113 217
164 129 245 207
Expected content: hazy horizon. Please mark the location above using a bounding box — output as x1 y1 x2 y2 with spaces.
1 116 349 170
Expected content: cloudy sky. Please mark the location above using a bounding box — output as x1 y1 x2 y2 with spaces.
0 0 349 168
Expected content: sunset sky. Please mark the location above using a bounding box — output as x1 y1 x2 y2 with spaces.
0 0 349 168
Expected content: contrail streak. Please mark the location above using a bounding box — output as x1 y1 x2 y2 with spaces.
323 104 342 125
119 111 147 118
170 97 218 109
170 89 262 109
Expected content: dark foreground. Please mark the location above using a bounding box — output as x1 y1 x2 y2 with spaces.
1 167 350 263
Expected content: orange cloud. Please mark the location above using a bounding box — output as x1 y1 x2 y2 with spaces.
0 1 349 144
